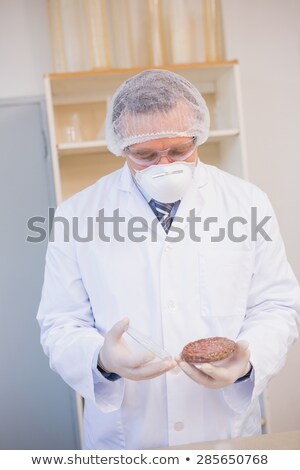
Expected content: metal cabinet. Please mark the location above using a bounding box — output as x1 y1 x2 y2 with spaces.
0 97 80 449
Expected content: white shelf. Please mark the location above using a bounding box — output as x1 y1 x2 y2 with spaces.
57 129 240 156
208 128 239 142
48 61 239 104
57 140 107 156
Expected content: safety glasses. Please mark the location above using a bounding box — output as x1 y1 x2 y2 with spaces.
124 137 197 167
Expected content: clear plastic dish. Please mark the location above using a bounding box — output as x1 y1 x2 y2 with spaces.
126 326 172 361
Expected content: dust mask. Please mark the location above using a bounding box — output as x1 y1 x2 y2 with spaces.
134 161 196 203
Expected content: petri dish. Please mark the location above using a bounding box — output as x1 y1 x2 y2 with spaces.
126 326 172 361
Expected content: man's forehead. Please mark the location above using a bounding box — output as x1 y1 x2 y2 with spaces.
130 136 193 149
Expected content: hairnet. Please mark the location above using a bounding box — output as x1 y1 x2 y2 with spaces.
105 69 210 156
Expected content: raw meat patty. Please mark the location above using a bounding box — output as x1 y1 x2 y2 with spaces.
182 337 236 363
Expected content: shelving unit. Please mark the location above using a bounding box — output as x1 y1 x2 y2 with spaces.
44 61 248 203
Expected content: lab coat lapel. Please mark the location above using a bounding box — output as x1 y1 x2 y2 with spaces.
118 163 166 241
174 161 211 232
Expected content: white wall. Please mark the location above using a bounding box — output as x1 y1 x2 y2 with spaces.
0 0 52 98
222 0 300 279
222 0 300 433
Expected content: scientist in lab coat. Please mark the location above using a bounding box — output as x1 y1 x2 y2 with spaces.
37 70 300 450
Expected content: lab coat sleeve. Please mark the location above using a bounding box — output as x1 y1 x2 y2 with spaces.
223 192 300 413
37 204 125 413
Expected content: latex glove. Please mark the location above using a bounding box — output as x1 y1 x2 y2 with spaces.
175 340 251 389
99 317 176 380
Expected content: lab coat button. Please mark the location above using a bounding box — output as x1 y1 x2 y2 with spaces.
174 421 184 431
165 244 174 252
168 300 176 310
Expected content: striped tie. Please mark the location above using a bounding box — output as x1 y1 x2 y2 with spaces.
149 199 175 233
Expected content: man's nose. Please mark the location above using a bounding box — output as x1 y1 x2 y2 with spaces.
157 156 170 165
157 151 171 165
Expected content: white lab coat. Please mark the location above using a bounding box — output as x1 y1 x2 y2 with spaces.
37 161 300 449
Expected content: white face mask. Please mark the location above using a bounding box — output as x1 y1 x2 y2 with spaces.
134 161 196 203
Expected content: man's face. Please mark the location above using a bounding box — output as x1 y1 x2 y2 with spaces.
124 136 198 173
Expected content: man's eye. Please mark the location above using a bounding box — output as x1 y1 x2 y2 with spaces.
170 149 186 156
138 152 156 160
170 145 191 156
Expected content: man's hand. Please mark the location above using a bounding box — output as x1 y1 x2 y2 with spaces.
175 340 251 388
99 317 177 380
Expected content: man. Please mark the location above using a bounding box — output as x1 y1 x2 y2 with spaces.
37 70 300 450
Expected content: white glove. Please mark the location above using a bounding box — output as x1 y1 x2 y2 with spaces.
175 340 251 389
99 317 176 380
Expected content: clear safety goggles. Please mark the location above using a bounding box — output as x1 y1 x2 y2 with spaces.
124 136 197 167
